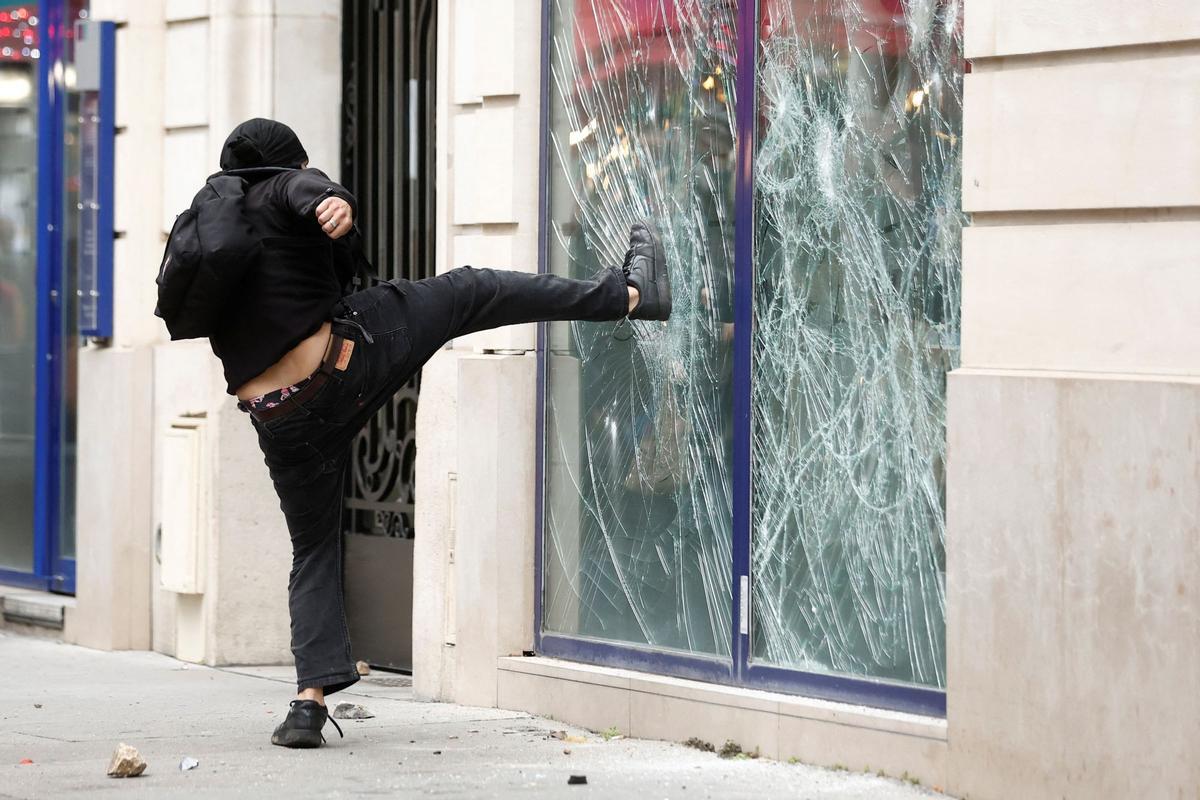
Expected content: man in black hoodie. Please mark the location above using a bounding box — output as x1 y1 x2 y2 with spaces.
197 118 670 748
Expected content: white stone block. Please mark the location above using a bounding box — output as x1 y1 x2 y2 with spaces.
68 347 154 651
165 0 207 21
967 0 1200 59
453 354 537 708
498 667 632 733
208 0 272 17
946 372 1200 799
963 54 1200 211
210 400 292 665
962 220 1200 376
452 104 520 225
272 0 339 18
274 15 342 176
413 348 464 701
453 232 517 271
206 12 274 140
112 231 169 348
496 656 948 786
115 25 164 130
451 0 482 104
161 128 210 233
473 0 518 98
163 20 208 128
451 0 538 101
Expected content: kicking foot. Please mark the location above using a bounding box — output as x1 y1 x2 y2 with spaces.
622 221 671 321
270 699 344 748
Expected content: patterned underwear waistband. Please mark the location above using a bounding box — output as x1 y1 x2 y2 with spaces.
245 376 314 410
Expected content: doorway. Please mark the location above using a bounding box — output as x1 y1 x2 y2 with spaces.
339 0 436 672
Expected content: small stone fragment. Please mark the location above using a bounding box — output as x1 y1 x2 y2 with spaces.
433 750 442 755
563 749 572 755
179 757 199 771
33 704 41 709
107 743 147 778
568 775 588 786
331 702 374 720
355 660 371 675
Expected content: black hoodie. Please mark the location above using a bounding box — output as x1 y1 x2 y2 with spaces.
208 166 361 395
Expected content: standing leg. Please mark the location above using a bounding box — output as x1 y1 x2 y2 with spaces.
252 431 355 748
276 446 358 698
253 416 360 680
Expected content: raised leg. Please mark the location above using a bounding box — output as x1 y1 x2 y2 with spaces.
401 265 630 361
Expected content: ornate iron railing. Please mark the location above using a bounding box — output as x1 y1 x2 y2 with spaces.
340 0 437 539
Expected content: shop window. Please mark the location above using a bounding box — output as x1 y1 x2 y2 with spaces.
0 6 40 571
540 0 962 704
542 0 738 655
751 0 962 687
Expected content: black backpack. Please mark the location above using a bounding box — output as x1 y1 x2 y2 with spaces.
154 169 287 340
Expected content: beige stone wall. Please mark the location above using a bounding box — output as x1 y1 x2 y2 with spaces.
948 3 1200 798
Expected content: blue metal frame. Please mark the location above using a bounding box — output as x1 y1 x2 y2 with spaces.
26 0 76 594
78 19 116 339
729 0 756 689
532 0 550 653
534 0 946 718
0 567 54 592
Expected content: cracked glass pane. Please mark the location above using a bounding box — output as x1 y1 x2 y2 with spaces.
750 0 963 687
542 0 738 655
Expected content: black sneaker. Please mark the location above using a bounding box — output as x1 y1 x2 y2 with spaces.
622 222 671 321
270 700 344 748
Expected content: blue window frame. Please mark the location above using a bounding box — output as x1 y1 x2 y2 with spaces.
534 0 958 718
0 1 108 595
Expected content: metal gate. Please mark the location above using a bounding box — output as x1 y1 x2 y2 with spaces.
339 0 436 671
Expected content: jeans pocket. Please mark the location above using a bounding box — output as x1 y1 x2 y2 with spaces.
255 409 323 483
340 282 408 338
296 340 371 426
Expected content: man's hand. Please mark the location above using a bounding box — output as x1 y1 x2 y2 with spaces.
316 196 353 240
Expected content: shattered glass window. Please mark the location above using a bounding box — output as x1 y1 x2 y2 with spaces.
542 0 739 654
750 0 963 687
540 0 962 692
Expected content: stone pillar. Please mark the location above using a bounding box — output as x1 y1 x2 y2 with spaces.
413 0 544 701
947 3 1200 797
452 354 537 707
65 0 166 651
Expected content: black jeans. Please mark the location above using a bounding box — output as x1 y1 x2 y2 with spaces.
247 265 628 695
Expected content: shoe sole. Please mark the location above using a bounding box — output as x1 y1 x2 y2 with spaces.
271 729 325 748
633 222 672 321
652 225 671 320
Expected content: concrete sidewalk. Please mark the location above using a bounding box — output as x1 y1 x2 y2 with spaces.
0 632 943 799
